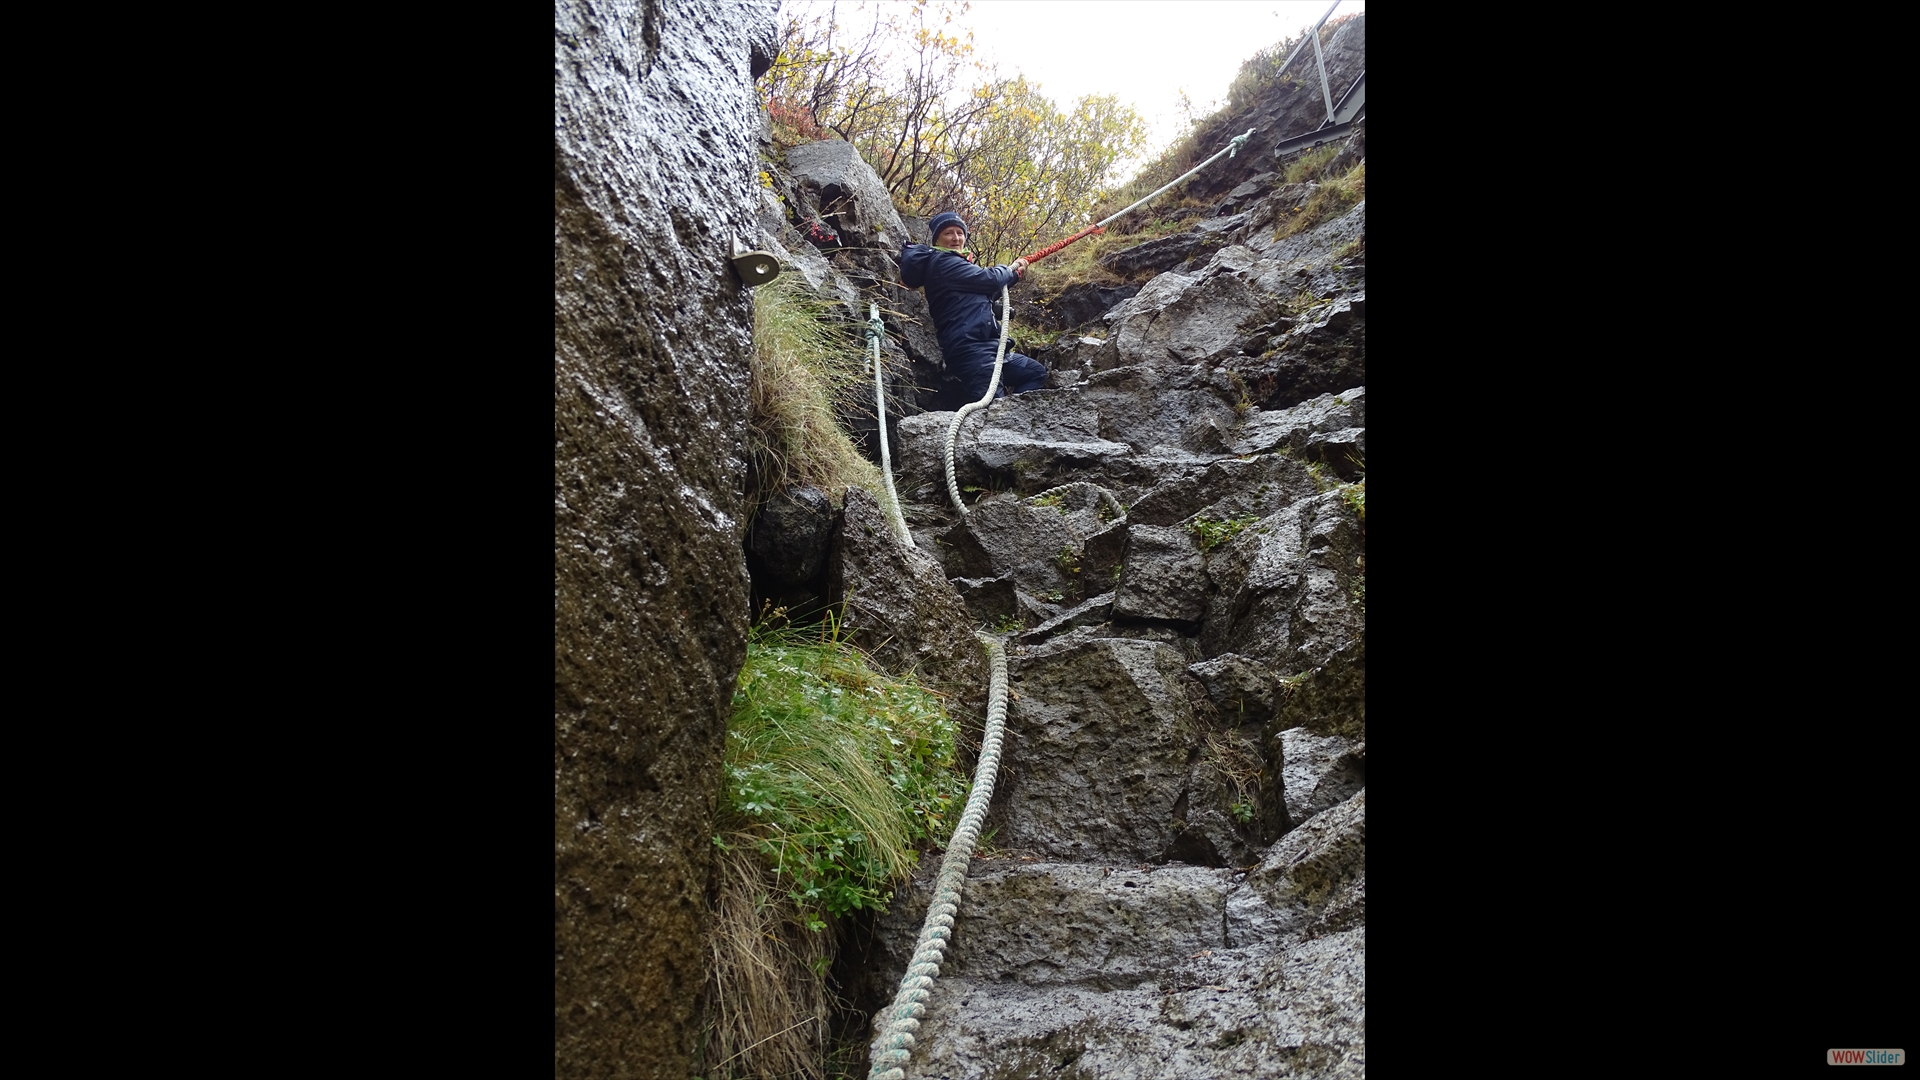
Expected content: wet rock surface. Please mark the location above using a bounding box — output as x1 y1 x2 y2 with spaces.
553 0 774 1075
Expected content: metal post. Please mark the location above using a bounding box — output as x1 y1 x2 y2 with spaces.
1309 13 1337 127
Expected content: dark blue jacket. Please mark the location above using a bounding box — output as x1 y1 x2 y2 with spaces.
899 243 1021 366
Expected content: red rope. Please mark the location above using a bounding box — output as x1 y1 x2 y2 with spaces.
1024 224 1106 264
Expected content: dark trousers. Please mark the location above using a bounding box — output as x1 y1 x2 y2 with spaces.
953 350 1048 402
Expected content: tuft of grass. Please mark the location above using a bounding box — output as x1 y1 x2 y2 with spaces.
723 625 967 920
1282 143 1341 185
749 274 885 510
1187 515 1258 551
1203 724 1265 827
705 622 970 1080
1272 161 1365 242
703 842 834 1080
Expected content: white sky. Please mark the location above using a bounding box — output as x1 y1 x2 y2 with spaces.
779 0 1365 180
963 0 1363 172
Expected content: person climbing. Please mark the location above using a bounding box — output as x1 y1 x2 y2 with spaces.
899 211 1050 405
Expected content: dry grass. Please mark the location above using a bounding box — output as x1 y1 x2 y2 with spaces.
1272 161 1364 242
1282 144 1341 186
703 844 837 1080
749 275 884 510
1022 196 1212 294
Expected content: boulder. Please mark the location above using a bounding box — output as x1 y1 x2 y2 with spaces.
1199 491 1366 675
1113 524 1210 625
1220 387 1365 458
1277 727 1365 826
1266 633 1365 741
828 486 991 722
1188 652 1286 727
1126 453 1322 528
783 139 912 252
1042 281 1142 331
992 637 1207 863
1099 231 1209 279
1245 789 1365 939
933 494 1081 598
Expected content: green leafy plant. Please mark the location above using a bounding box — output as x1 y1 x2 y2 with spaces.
1055 546 1082 574
1229 800 1255 824
1187 515 1258 551
705 622 970 1079
1305 461 1333 493
992 613 1021 634
1341 480 1365 522
1227 370 1255 417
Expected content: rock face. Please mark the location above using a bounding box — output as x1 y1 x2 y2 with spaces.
553 1 775 1076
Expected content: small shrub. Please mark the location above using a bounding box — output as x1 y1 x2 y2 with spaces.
1187 515 1258 551
723 626 967 921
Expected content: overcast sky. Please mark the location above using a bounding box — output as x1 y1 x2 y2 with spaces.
964 0 1362 165
779 0 1365 177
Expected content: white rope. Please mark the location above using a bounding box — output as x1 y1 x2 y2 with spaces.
868 632 1010 1080
1024 481 1126 533
867 304 914 549
1094 129 1254 231
942 286 1012 516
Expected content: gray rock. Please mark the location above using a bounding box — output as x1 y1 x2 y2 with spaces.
1199 491 1365 676
953 575 1017 627
1188 652 1285 726
1266 633 1366 741
1304 426 1366 477
1114 524 1210 624
1277 727 1365 826
933 495 1081 598
1246 789 1365 938
1099 231 1208 279
992 637 1205 863
1127 452 1322 528
944 863 1233 986
885 924 1367 1080
1102 258 1271 370
553 0 769 1073
1017 590 1116 646
1222 387 1366 458
1076 361 1241 455
828 487 991 721
784 139 912 251
1042 281 1143 330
